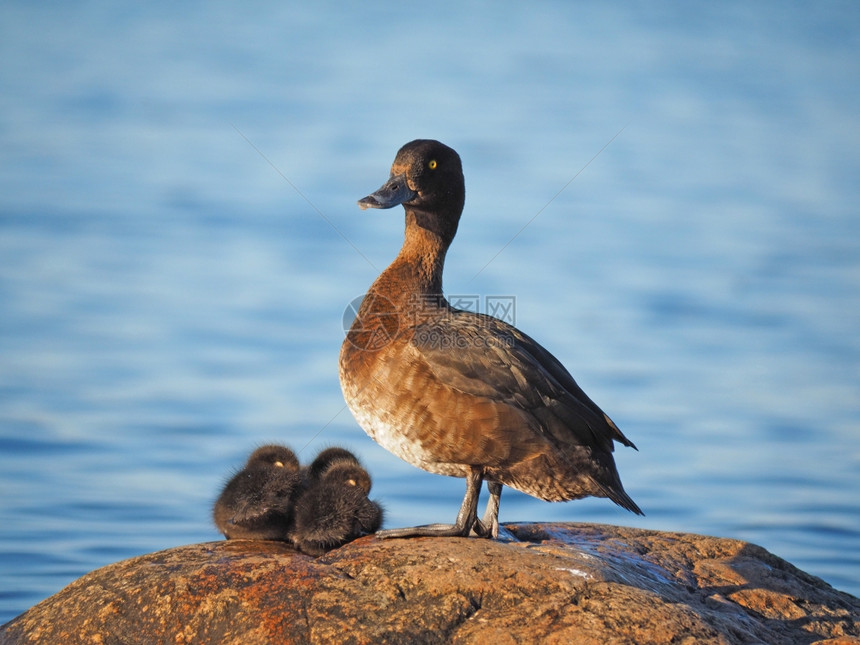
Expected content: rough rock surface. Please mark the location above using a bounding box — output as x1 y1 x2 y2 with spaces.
2 523 858 644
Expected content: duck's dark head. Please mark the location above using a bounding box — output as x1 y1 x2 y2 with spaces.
322 461 373 495
246 444 300 471
358 139 465 245
307 447 359 480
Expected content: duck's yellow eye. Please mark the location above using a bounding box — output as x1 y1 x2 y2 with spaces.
428 160 437 170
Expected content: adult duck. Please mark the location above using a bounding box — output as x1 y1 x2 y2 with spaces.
339 139 642 538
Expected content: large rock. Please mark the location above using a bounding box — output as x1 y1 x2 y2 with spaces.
2 523 858 644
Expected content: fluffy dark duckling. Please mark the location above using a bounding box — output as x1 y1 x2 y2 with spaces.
303 446 372 493
290 451 383 556
339 140 642 540
213 444 302 540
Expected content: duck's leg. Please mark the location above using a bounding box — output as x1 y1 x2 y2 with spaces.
376 467 482 538
473 481 502 538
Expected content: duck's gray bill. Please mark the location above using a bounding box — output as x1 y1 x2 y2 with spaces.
357 173 416 210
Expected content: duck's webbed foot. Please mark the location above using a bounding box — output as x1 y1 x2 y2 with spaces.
376 521 473 538
376 467 484 539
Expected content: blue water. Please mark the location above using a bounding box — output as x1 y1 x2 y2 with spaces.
2 1 859 622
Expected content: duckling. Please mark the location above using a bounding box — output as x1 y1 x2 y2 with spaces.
303 446 371 493
213 444 302 540
339 140 642 539
290 454 383 556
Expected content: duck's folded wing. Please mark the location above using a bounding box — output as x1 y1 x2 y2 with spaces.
409 311 635 453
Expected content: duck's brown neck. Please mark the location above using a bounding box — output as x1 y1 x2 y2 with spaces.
371 220 450 304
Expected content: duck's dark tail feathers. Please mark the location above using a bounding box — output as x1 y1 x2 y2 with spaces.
613 489 645 516
598 480 644 516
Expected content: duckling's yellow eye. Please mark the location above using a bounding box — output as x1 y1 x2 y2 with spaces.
428 160 437 170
